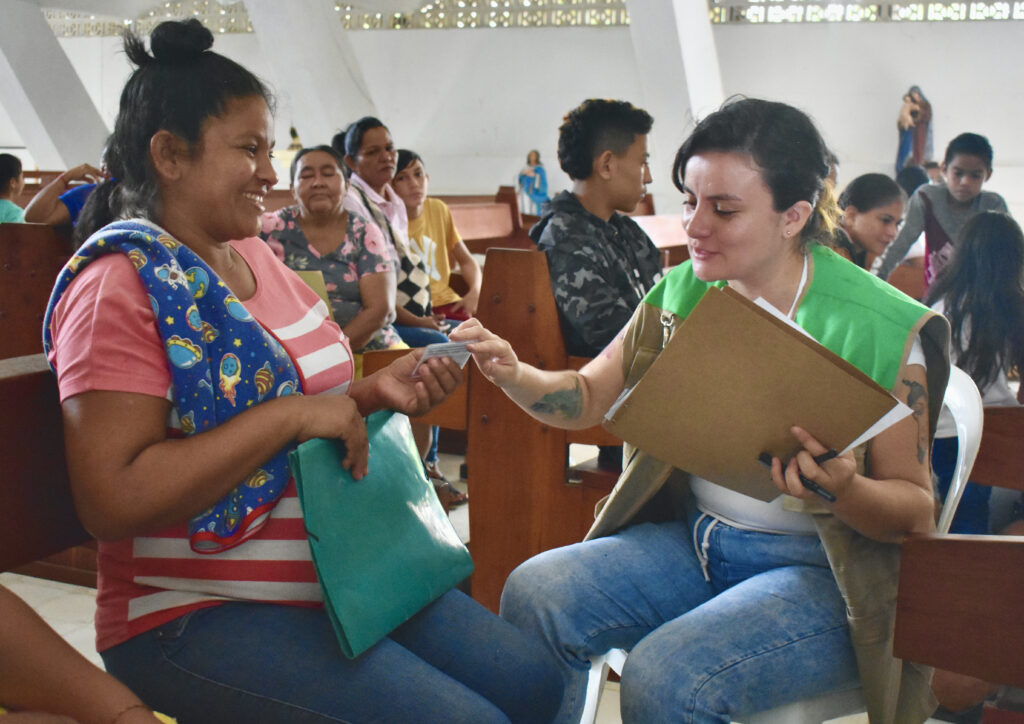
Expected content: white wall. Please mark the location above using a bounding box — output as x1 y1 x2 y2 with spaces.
2 19 1022 216
713 20 1024 218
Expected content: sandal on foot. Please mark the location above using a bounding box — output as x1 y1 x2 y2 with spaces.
433 479 468 507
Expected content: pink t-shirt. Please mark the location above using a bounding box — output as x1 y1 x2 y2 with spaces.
49 235 353 651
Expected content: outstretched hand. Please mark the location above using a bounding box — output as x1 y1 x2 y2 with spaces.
374 349 463 418
448 319 521 388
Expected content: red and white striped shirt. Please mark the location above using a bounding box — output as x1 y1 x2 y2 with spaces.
49 236 352 651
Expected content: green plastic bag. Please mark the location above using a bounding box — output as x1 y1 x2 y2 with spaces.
289 409 473 658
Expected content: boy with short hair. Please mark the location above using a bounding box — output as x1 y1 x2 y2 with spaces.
873 132 1009 291
530 98 662 359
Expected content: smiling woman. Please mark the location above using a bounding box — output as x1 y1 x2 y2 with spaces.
42 17 562 724
450 97 952 723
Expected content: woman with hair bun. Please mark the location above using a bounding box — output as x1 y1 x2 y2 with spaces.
452 97 951 722
45 19 560 724
835 172 906 268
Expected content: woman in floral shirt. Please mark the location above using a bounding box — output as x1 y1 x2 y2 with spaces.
260 145 403 352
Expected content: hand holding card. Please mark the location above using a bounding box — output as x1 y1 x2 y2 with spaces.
411 341 475 376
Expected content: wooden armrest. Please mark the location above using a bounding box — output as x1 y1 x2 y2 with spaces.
895 535 1024 688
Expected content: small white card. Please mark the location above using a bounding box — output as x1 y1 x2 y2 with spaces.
411 341 474 376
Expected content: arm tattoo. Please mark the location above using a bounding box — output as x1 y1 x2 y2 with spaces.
902 377 929 464
530 378 584 420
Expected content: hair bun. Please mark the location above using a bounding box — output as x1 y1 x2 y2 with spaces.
149 18 213 64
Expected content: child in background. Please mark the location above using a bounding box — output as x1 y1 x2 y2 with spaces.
925 211 1024 534
23 162 103 227
0 154 25 223
390 149 479 506
834 173 905 269
391 150 482 324
873 132 1009 292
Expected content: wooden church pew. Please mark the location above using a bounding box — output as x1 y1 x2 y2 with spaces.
0 223 74 359
0 354 95 587
895 405 1024 723
466 247 620 611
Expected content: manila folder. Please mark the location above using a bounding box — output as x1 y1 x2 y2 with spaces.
603 286 898 502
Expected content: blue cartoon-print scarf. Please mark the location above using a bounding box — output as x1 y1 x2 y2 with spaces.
43 220 303 553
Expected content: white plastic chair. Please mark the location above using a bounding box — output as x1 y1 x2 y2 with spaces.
578 366 984 724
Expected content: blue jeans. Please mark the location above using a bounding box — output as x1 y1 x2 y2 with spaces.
101 590 562 724
933 436 993 534
393 324 449 348
500 517 859 723
393 324 450 464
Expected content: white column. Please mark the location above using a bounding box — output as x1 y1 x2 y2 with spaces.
627 0 724 212
246 0 377 153
0 0 109 169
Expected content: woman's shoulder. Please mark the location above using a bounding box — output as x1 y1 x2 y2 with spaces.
259 205 299 237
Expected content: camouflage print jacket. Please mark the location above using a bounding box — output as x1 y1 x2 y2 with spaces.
530 190 663 356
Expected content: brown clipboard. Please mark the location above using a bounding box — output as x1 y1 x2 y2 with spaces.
602 286 899 501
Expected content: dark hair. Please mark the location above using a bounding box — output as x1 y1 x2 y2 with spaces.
75 19 274 244
923 161 940 171
396 149 423 176
838 173 905 212
672 97 836 245
289 145 344 186
944 132 994 169
925 211 1024 390
895 165 929 198
338 117 387 159
557 99 653 180
0 153 22 195
527 149 541 165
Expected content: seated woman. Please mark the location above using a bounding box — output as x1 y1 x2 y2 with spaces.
834 173 906 269
45 19 560 724
924 210 1024 722
926 211 1024 534
260 144 403 355
452 98 950 723
392 149 483 323
335 118 446 346
23 162 104 227
0 153 25 223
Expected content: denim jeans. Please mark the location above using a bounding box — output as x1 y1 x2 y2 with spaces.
934 436 993 533
102 590 562 724
392 324 449 348
500 517 859 723
393 325 450 464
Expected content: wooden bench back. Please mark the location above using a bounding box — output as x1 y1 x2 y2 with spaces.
970 407 1024 492
448 203 532 254
896 535 1024 689
0 223 73 359
0 355 92 582
466 248 619 610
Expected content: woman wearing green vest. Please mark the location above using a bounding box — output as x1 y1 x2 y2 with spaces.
452 98 950 723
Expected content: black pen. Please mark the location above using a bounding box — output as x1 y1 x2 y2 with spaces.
758 452 837 503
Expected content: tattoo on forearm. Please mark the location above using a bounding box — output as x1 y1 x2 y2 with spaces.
902 377 928 464
530 378 584 420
